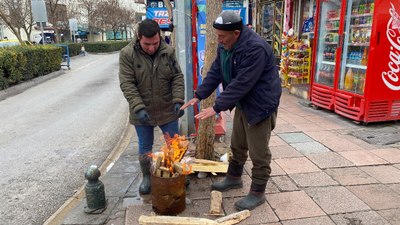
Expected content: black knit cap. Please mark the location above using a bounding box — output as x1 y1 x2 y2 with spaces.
213 11 243 31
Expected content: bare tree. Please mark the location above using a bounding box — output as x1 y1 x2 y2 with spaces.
20 0 34 42
119 8 135 41
93 1 109 41
108 0 122 40
195 1 222 160
0 0 30 44
47 0 77 43
98 0 122 40
45 0 61 42
80 0 100 42
61 0 80 42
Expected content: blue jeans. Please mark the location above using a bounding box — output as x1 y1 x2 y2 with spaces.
134 120 179 155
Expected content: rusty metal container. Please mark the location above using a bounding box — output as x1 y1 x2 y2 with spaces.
151 174 186 215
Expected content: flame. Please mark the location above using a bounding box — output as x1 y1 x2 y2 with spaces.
159 134 191 174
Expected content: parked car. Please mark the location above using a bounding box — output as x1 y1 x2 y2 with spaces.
0 40 20 48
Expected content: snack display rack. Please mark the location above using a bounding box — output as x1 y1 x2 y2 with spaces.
280 32 311 87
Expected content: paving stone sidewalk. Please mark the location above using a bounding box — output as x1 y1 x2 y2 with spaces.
61 89 400 225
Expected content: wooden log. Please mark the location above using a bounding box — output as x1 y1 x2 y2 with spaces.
159 166 170 173
215 210 251 225
138 215 218 225
161 171 171 178
190 162 228 174
172 173 180 177
209 191 223 215
159 166 171 177
155 169 162 177
173 162 183 175
192 159 222 165
138 210 250 225
155 154 163 169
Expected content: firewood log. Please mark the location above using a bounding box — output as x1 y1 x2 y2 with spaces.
215 210 250 225
209 191 223 215
138 210 250 225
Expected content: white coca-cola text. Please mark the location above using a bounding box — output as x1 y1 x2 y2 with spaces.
382 3 400 91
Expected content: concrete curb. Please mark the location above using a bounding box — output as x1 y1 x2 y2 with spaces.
0 70 66 101
43 118 133 225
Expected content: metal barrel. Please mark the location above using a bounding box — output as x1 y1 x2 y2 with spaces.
151 174 186 215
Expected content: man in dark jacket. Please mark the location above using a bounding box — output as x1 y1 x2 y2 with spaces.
181 11 281 211
119 19 185 195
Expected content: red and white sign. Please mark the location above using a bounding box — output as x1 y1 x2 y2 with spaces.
382 2 400 91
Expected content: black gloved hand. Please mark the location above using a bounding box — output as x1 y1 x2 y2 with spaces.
174 103 184 117
136 109 151 123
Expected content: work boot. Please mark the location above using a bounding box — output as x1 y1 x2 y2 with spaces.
212 161 244 191
139 155 152 195
211 174 243 191
235 183 266 211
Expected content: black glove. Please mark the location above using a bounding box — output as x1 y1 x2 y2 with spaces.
174 103 184 117
136 109 150 123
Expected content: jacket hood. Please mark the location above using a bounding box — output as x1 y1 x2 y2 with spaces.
233 26 252 51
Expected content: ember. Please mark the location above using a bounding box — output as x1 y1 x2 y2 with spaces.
151 134 191 178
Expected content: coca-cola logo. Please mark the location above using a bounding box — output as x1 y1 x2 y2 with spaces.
383 3 400 91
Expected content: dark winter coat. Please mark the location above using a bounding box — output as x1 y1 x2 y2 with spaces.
195 27 282 126
119 34 184 126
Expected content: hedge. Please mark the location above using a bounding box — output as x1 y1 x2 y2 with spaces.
59 41 130 55
0 45 61 90
0 41 130 91
82 41 130 53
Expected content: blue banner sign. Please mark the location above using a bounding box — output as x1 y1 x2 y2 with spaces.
146 8 170 29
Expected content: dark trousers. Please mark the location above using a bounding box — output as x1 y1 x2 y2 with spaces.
230 109 277 185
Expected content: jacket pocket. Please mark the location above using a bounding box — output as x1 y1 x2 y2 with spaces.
157 62 174 102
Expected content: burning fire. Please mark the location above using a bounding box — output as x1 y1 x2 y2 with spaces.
151 134 192 177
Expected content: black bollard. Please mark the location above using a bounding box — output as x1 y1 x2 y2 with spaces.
84 165 107 214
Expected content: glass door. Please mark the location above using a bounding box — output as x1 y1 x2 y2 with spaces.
273 0 284 58
261 2 275 45
339 0 374 95
314 0 342 87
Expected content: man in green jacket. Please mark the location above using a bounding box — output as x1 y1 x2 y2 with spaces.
119 19 185 195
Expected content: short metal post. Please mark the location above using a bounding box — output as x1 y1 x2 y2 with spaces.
84 165 107 214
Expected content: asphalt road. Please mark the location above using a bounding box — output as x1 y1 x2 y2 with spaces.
0 52 128 225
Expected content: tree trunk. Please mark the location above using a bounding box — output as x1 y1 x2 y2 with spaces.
195 1 222 160
125 26 128 40
0 13 24 44
163 0 175 47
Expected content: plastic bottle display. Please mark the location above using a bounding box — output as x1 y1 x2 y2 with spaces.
353 70 360 91
361 48 368 65
358 72 366 94
341 1 373 93
344 68 354 90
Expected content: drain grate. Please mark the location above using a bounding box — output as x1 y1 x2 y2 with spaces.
350 127 400 145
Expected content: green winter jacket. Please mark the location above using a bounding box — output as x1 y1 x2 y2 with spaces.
119 35 184 126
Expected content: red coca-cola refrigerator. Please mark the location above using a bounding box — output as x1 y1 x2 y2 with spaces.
310 0 400 123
